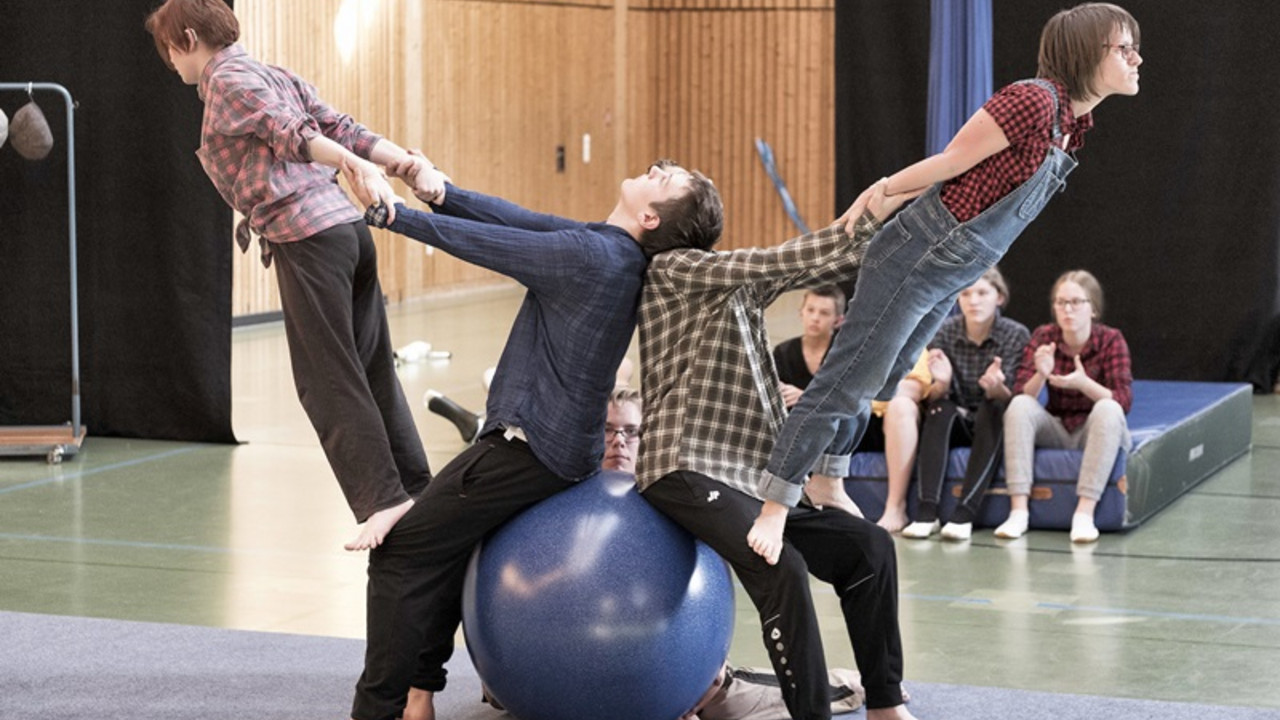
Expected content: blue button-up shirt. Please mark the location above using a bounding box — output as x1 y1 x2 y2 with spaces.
382 186 648 480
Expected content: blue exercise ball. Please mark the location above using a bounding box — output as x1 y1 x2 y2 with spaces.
462 470 735 720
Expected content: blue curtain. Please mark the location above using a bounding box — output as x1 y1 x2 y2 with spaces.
926 0 993 156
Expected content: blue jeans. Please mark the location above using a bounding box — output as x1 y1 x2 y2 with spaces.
760 147 1077 503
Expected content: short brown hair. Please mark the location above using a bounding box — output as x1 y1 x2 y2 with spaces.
145 0 240 70
1037 3 1139 101
638 159 724 258
803 286 846 315
1052 269 1105 319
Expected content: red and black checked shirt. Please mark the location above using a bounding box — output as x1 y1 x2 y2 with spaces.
1012 323 1133 433
196 45 380 266
940 79 1093 222
636 218 880 499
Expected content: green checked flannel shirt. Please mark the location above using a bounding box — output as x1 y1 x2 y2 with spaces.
636 215 882 500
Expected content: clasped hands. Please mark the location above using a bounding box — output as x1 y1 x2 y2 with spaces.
833 177 926 235
341 149 450 225
1035 342 1088 390
386 150 450 205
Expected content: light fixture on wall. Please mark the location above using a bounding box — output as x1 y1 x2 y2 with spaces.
334 0 382 64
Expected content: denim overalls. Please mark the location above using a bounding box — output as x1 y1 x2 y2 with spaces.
761 80 1079 503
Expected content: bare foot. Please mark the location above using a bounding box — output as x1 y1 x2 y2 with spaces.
804 473 864 519
867 704 918 720
748 500 789 565
876 503 909 533
345 498 414 551
401 687 434 720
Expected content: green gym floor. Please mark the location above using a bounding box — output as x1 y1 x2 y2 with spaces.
2 284 1277 710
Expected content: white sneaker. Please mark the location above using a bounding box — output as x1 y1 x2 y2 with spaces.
1070 513 1100 543
900 520 940 539
994 510 1029 539
940 521 972 541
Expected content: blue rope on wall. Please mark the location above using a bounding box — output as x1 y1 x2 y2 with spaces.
754 137 810 235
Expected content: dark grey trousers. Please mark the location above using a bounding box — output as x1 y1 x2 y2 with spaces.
271 221 431 521
915 397 1006 524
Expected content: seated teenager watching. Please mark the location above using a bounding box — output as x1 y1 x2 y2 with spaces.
772 288 931 533
773 286 846 409
997 269 1132 544
900 267 1030 541
857 350 933 533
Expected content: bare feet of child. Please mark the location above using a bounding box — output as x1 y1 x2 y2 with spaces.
867 704 918 720
876 502 909 533
747 500 789 565
804 473 864 519
345 498 414 551
401 687 434 720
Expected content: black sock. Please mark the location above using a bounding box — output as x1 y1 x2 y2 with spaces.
950 505 976 524
916 502 939 523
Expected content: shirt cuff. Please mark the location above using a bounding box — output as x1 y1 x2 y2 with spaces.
364 201 404 229
351 130 383 160
293 124 320 163
854 213 883 235
757 470 806 508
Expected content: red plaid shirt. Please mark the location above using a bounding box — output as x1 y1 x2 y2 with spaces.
196 45 380 266
940 79 1093 222
1013 323 1133 433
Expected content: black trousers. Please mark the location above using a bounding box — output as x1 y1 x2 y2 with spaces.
352 434 572 720
271 222 431 521
914 397 1005 522
643 471 904 717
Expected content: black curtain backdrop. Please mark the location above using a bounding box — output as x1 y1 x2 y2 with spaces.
0 1 235 441
836 1 1280 382
835 1 930 215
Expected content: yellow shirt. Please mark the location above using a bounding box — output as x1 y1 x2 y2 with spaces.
870 349 931 417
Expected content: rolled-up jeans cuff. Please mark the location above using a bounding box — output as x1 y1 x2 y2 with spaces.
757 471 806 507
812 452 850 478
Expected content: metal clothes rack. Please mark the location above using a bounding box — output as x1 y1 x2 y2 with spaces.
0 82 84 463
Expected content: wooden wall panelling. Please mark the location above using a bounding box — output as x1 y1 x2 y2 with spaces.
629 1 834 252
229 0 834 318
626 5 655 178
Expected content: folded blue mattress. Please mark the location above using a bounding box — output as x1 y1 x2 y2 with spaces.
844 381 1252 531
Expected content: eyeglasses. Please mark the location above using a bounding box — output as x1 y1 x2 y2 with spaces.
1054 298 1091 310
1104 43 1141 60
606 425 642 441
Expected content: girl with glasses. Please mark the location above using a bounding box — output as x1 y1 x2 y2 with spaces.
995 269 1132 542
